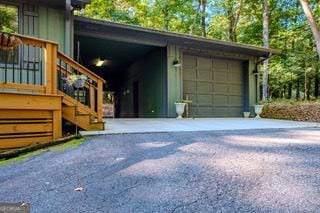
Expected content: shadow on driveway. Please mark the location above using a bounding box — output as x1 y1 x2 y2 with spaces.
0 128 319 212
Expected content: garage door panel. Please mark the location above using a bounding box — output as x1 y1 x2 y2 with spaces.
229 96 243 107
184 68 197 80
183 80 197 93
229 107 243 117
213 95 228 106
229 72 242 83
213 59 228 70
229 84 242 95
214 72 228 83
197 94 212 105
197 57 212 70
228 61 242 72
197 107 213 117
213 107 229 117
183 55 197 68
198 70 213 81
189 106 198 117
197 82 212 94
214 83 228 94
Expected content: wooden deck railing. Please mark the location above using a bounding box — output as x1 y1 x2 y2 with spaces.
57 51 106 123
0 32 105 123
0 32 58 94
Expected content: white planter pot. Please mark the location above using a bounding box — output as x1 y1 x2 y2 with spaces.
243 112 250 118
175 103 186 119
254 105 264 119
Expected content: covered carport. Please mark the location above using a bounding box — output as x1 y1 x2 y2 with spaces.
74 18 168 118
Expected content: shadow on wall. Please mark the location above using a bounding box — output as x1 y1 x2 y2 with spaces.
119 47 167 118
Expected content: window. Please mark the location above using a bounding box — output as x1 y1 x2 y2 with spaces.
0 4 19 64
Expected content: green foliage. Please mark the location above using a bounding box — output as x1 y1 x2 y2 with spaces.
0 5 18 33
78 0 320 100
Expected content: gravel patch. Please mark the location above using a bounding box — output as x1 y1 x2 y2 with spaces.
0 128 320 212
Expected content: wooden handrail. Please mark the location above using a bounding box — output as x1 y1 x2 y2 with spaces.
57 51 106 84
57 65 92 90
57 51 105 123
11 32 58 47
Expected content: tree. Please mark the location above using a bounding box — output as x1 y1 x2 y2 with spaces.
201 0 207 37
190 0 201 35
80 0 320 101
299 0 320 59
0 5 18 33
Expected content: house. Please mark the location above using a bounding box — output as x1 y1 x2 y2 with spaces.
0 0 278 148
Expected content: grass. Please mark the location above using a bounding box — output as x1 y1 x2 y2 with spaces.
0 137 88 166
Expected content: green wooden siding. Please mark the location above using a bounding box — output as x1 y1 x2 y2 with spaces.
167 45 182 117
119 47 167 118
167 44 258 117
39 6 73 55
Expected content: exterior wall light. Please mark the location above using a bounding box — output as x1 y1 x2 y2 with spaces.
173 59 181 67
96 58 105 67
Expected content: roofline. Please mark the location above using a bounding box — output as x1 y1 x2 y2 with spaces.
74 16 281 56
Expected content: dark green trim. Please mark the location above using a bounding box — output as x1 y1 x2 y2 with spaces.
242 61 250 111
74 16 280 57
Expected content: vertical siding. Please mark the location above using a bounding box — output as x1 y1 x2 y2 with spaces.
119 47 167 118
38 6 73 55
167 45 182 117
248 57 258 114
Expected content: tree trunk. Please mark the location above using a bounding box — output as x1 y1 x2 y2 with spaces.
299 0 320 59
307 77 311 100
163 4 169 31
190 0 201 35
228 0 243 42
315 72 319 98
304 70 308 100
201 0 206 37
288 82 292 99
296 80 300 100
262 0 269 101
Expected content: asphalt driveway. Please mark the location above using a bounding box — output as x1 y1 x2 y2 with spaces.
1 128 320 212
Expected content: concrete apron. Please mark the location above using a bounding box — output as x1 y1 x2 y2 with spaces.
79 118 320 136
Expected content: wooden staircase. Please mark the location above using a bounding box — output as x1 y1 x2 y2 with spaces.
0 33 105 149
60 91 104 130
56 51 105 131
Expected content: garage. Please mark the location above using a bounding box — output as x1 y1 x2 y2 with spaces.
183 53 245 117
74 16 278 118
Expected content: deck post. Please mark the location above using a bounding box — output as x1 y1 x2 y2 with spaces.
97 80 103 123
52 109 62 140
45 43 58 94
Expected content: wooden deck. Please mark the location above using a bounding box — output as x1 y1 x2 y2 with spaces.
0 33 105 149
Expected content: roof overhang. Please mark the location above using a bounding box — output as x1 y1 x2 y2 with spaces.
38 0 91 9
74 16 280 58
